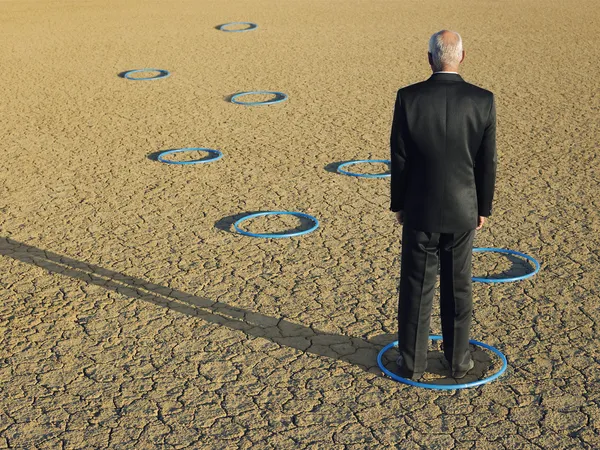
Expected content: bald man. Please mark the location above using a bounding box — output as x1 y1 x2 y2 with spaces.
390 30 497 380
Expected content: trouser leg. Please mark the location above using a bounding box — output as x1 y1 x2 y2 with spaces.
398 227 440 376
439 230 475 373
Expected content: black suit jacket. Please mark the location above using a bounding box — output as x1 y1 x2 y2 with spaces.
390 73 497 233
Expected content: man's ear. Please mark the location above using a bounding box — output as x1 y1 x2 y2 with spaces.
428 52 433 66
460 50 465 64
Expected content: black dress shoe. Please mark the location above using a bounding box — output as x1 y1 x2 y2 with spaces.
452 359 475 379
396 355 424 380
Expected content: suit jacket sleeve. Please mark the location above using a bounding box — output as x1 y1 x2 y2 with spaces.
474 95 497 217
390 91 409 212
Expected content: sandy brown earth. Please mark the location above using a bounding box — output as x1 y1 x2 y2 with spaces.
1 0 599 448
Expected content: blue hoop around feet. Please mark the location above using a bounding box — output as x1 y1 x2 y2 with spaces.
337 160 391 178
123 69 170 80
230 91 288 106
157 148 223 165
472 248 540 283
218 22 258 32
234 211 319 238
377 336 508 390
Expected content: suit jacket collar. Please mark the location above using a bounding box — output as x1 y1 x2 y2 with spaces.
428 73 464 82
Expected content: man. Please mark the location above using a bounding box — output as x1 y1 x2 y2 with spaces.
390 30 497 380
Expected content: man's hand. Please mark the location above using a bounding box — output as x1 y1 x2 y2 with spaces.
395 211 404 225
476 216 485 230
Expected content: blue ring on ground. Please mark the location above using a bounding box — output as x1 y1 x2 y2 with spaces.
123 69 170 80
234 211 319 238
230 91 288 106
472 247 540 283
377 336 508 390
157 148 223 165
218 22 258 32
337 160 391 178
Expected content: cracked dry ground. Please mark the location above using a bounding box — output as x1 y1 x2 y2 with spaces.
1 0 599 448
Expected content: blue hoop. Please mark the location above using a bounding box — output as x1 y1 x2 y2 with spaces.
123 69 170 80
230 91 288 106
157 148 223 165
377 336 508 390
218 22 258 32
472 248 540 283
337 160 391 178
234 211 319 238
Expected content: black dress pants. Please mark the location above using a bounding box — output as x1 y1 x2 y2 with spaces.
398 226 475 376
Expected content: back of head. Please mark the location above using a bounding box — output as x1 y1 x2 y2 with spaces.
428 30 463 72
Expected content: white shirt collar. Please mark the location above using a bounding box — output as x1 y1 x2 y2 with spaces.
434 71 459 74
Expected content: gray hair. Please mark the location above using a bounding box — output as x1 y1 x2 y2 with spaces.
428 30 463 71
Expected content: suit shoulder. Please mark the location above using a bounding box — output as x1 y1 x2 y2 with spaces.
462 82 494 99
396 80 429 96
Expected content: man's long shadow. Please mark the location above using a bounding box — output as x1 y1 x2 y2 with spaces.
0 237 389 371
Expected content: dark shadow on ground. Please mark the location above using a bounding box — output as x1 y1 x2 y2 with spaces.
147 151 163 161
214 211 264 233
223 93 237 103
225 92 286 104
0 237 498 384
215 23 257 31
325 160 391 176
473 253 537 280
148 149 221 163
0 237 381 372
324 161 346 174
118 69 169 80
378 338 495 384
